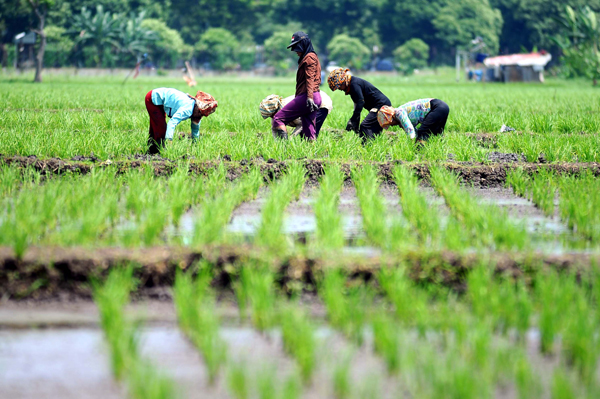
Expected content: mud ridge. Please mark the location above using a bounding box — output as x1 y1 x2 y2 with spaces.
1 245 597 300
2 155 600 187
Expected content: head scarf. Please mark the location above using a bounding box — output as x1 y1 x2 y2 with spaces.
327 68 351 92
259 94 283 119
189 91 218 117
288 31 316 64
377 105 396 130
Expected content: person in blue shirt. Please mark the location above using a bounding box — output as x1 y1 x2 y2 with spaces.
145 88 217 154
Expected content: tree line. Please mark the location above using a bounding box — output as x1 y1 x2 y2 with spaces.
1 0 599 82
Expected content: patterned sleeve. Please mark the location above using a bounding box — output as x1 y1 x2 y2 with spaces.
191 119 201 141
395 108 416 138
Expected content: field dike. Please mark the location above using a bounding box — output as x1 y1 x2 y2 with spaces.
1 245 597 300
2 155 600 187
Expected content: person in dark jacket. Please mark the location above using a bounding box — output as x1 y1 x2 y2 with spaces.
327 68 391 141
272 31 322 140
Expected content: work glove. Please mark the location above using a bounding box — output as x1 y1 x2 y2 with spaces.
345 120 354 132
409 132 416 140
307 98 318 112
272 127 288 140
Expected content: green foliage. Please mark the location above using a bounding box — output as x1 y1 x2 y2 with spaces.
327 34 371 70
196 27 239 70
44 25 74 67
141 18 191 68
433 0 503 54
393 38 429 74
263 31 295 75
553 6 600 85
69 5 155 67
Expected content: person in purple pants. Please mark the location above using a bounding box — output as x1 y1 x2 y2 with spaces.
272 31 322 140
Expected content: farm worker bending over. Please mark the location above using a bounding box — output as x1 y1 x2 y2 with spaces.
272 31 322 140
145 87 217 154
377 99 450 143
260 91 332 138
327 68 392 141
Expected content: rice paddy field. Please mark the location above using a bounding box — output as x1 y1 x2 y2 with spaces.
2 70 600 398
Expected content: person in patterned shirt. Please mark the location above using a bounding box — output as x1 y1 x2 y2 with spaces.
376 98 449 143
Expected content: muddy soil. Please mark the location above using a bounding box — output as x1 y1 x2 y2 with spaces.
485 152 527 163
3 155 600 187
1 244 598 300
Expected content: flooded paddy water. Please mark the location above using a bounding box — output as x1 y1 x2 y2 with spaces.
158 183 577 254
0 299 567 399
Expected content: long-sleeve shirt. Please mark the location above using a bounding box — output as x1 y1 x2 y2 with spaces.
347 77 391 128
295 53 321 100
394 98 432 138
151 88 200 140
283 91 333 135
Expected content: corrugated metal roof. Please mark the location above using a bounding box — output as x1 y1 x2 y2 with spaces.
484 52 552 67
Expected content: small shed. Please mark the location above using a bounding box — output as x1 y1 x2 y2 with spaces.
484 52 552 83
14 31 37 69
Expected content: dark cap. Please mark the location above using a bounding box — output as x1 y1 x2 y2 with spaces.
287 31 308 49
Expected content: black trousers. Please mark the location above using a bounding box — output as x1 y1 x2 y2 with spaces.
359 110 384 140
416 99 449 141
315 108 328 138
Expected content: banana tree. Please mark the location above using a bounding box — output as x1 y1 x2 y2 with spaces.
70 5 121 67
117 12 157 63
554 6 600 86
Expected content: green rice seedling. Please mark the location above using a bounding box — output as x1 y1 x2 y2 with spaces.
514 355 542 399
320 268 368 345
167 161 191 228
255 163 306 252
561 284 599 384
128 363 176 399
285 161 307 200
378 265 427 333
551 369 578 399
558 172 600 243
0 165 26 198
393 165 441 246
173 264 227 384
536 270 578 355
356 375 381 399
228 362 249 399
332 355 352 399
430 165 529 251
352 164 388 247
194 167 262 245
93 265 176 398
314 163 345 250
280 304 316 384
236 261 277 332
257 367 277 399
371 312 401 374
506 168 530 198
93 265 137 380
529 168 556 216
281 371 302 399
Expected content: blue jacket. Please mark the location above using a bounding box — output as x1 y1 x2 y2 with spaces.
151 88 200 140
